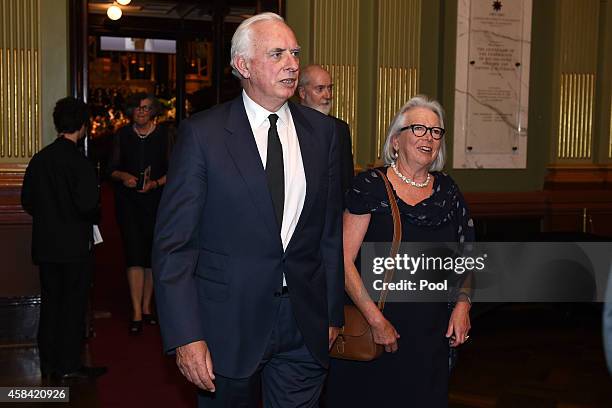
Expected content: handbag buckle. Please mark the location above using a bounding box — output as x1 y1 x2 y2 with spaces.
336 335 345 354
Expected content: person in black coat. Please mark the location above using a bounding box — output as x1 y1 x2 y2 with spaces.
297 64 354 196
21 97 106 381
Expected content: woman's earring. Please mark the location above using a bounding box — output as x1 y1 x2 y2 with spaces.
393 149 399 159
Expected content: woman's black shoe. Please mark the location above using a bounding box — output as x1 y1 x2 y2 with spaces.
142 313 158 325
129 320 143 335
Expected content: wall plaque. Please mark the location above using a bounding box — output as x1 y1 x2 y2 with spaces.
453 0 532 168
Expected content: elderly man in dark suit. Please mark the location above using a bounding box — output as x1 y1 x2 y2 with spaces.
298 64 354 196
21 97 106 381
153 12 344 407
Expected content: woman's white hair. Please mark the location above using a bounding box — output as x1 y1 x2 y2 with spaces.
381 94 447 171
230 12 285 78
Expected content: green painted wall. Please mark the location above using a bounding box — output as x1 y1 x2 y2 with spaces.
354 0 377 166
286 0 311 67
286 0 610 192
40 0 69 147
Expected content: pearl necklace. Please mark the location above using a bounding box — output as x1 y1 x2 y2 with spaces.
133 123 155 139
390 161 431 188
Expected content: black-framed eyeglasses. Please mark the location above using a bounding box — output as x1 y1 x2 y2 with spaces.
136 105 153 113
399 123 445 140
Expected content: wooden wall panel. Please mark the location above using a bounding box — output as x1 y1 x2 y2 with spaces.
0 224 38 297
464 184 612 239
0 184 37 299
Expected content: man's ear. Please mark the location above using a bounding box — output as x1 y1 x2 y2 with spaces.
297 86 305 101
234 55 250 79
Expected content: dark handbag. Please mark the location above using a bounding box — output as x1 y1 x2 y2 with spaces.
330 169 401 361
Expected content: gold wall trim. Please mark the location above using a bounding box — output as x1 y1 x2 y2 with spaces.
554 0 599 162
557 73 595 159
376 0 421 159
609 92 612 159
0 0 41 162
376 67 418 157
312 0 359 158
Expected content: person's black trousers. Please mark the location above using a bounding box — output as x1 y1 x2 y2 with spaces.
38 259 92 375
198 295 327 408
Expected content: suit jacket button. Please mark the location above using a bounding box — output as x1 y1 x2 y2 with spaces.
274 291 281 297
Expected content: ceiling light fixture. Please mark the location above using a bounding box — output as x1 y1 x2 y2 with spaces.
107 5 122 20
116 0 131 5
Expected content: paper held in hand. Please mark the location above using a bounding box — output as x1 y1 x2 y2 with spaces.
93 225 103 245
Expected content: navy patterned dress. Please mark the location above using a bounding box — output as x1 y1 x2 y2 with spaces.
325 167 475 408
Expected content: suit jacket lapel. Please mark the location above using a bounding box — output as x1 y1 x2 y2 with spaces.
224 97 282 246
289 102 320 244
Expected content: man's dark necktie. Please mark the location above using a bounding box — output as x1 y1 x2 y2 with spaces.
265 114 284 231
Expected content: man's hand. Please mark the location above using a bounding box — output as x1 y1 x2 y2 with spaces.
328 326 340 350
176 340 216 391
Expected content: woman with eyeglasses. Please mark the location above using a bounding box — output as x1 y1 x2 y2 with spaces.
325 95 474 407
108 92 170 335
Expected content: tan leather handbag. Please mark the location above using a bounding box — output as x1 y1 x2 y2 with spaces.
330 168 402 361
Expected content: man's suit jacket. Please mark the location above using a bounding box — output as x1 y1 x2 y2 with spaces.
331 117 354 198
21 138 99 264
153 96 344 379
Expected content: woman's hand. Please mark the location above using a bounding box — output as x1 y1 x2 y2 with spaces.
370 316 400 353
122 173 138 188
446 302 471 347
137 180 157 193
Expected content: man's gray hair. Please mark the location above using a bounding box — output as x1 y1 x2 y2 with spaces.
381 95 447 171
230 12 285 78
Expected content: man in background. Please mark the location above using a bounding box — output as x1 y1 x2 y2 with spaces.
298 64 354 195
21 97 106 381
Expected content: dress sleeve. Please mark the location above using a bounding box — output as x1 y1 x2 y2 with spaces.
456 189 475 244
345 169 385 215
450 180 476 299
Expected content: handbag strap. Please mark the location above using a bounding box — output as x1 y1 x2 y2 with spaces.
373 168 402 311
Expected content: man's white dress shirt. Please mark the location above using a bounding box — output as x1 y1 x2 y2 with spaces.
242 92 306 287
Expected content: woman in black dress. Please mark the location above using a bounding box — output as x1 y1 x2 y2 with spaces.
326 95 474 407
108 93 169 334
